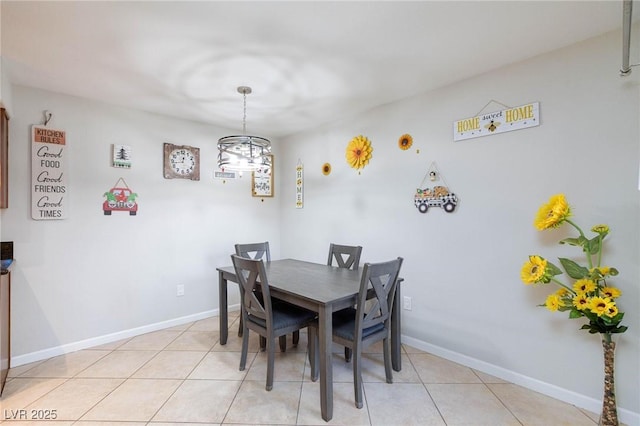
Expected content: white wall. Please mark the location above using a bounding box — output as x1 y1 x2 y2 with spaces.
0 0 15 238
279 30 640 422
0 1 15 112
3 86 281 359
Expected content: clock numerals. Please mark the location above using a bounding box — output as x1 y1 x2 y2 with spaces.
163 143 200 180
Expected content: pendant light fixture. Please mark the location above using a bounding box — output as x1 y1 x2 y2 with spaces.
217 86 272 171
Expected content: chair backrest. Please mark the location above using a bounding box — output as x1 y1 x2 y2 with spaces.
327 243 362 270
235 241 271 262
356 257 403 336
230 254 273 326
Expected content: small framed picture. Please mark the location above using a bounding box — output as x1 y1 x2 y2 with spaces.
252 155 274 197
112 144 132 168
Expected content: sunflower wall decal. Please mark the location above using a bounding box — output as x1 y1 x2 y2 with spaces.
322 163 332 175
345 135 373 171
398 134 413 150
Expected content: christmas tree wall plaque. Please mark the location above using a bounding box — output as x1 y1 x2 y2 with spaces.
112 144 132 168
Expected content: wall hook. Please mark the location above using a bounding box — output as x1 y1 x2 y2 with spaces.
43 110 53 126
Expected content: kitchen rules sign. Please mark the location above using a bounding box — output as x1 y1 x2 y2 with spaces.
31 125 67 220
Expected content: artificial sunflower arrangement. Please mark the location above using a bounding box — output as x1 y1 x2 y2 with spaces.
345 135 373 171
521 194 627 337
398 133 413 150
520 194 628 426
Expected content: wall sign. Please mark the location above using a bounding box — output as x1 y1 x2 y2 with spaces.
453 102 540 141
252 155 274 198
31 125 67 220
214 170 238 180
295 160 303 209
0 109 8 209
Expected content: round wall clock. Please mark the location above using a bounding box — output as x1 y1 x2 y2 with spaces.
163 143 200 180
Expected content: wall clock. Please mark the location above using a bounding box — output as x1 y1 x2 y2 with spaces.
163 143 200 180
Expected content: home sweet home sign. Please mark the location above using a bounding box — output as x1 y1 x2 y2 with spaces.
453 102 540 141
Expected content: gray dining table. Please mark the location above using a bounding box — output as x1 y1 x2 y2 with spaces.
217 258 403 422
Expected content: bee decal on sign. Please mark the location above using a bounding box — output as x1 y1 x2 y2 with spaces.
485 120 500 132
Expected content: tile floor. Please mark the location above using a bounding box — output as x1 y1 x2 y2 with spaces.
1 313 603 425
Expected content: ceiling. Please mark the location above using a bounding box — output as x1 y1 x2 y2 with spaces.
1 1 634 138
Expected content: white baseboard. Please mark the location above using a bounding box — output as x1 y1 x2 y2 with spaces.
10 309 220 367
402 335 639 426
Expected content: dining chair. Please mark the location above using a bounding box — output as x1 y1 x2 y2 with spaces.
234 242 273 350
327 243 363 270
231 254 317 391
236 241 304 350
327 243 363 361
309 256 404 408
235 242 271 262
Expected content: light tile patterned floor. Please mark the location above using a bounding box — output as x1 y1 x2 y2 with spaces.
1 314 602 425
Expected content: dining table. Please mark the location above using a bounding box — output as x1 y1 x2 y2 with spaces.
216 258 403 422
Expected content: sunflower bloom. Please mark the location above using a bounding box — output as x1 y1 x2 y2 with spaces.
544 294 563 312
605 303 619 318
398 134 413 150
322 163 332 176
572 293 589 310
601 286 622 298
520 255 548 284
589 296 612 317
534 194 571 230
345 135 373 170
573 279 596 293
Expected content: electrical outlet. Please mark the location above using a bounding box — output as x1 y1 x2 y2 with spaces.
403 296 412 310
177 284 185 297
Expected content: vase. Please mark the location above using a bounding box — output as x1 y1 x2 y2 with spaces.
599 334 619 426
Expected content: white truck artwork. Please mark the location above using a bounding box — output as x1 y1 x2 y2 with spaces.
414 185 458 213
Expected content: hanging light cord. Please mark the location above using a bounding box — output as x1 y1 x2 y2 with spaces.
242 90 247 135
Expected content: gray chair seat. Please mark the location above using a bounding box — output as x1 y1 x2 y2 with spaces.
248 302 317 331
331 308 384 341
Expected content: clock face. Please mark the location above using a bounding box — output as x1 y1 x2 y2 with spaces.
163 143 200 180
170 149 195 175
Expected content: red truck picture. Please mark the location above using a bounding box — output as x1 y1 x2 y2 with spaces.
103 179 138 215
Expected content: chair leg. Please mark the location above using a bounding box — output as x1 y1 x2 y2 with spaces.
353 343 363 409
308 326 319 381
344 347 352 362
239 321 249 371
237 313 243 337
383 337 393 383
259 336 266 351
279 335 287 352
266 336 275 391
293 330 300 346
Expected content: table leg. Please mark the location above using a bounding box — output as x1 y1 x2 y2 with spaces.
391 283 402 371
219 270 228 345
318 305 333 421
